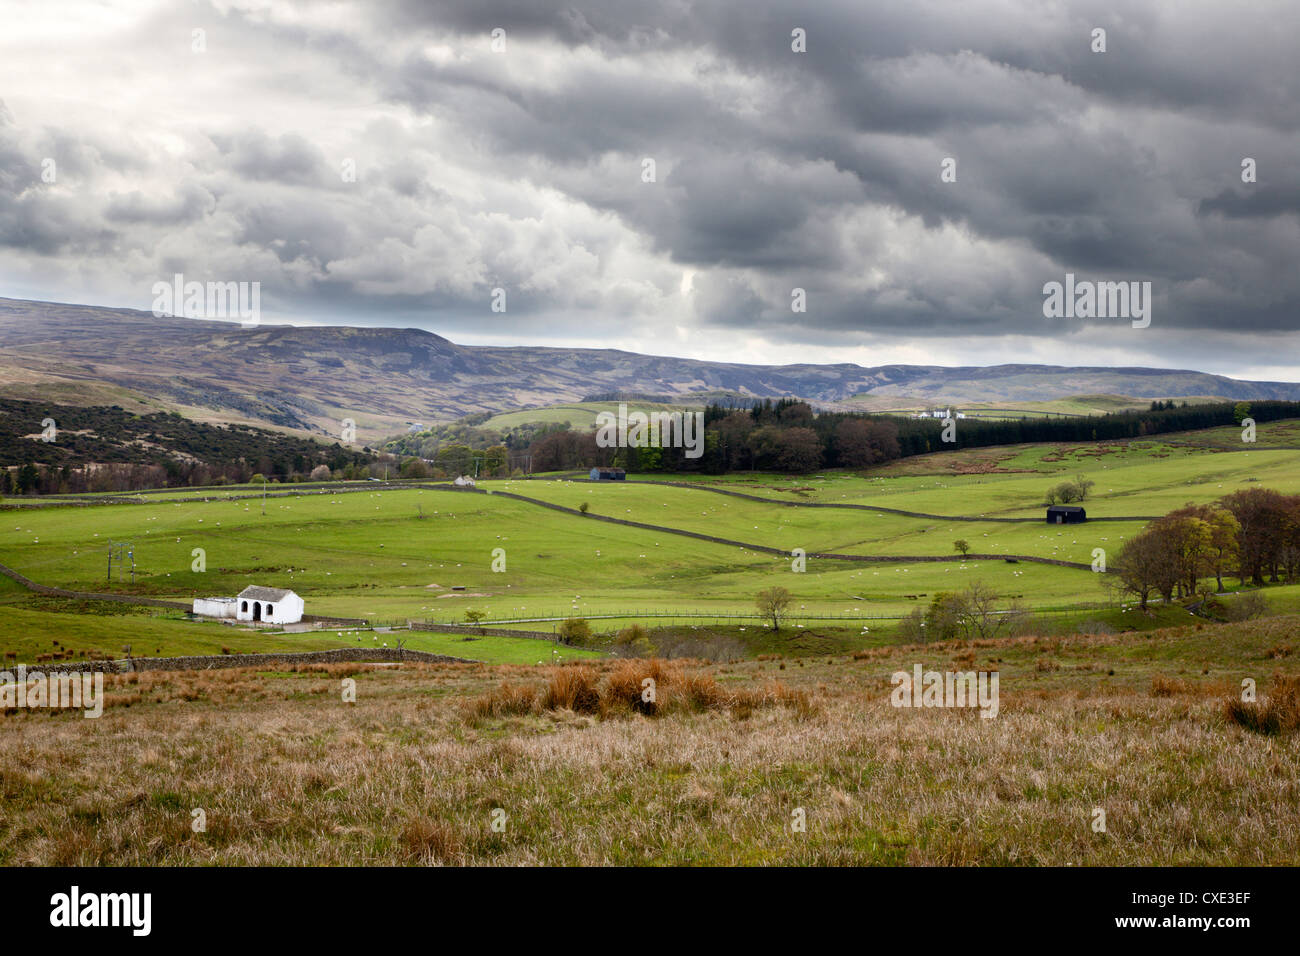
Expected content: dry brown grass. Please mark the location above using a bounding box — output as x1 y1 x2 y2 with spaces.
1150 675 1235 699
401 818 462 865
601 658 668 715
542 665 602 714
3 622 1300 865
521 659 818 721
469 681 539 719
1225 674 1300 736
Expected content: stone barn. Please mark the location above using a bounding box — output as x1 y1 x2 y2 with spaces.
590 467 626 481
1046 505 1087 525
237 586 304 624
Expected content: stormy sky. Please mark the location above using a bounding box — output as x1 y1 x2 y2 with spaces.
1 0 1297 378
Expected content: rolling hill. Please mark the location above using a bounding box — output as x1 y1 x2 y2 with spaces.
3 296 1298 444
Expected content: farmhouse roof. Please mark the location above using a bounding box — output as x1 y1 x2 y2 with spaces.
1046 505 1085 513
238 585 296 602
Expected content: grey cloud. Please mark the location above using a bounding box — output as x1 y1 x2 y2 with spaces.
212 131 332 186
0 1 1297 371
105 182 214 225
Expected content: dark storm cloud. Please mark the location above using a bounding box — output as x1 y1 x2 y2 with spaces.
1200 184 1300 220
345 0 1300 339
0 1 1297 369
0 101 119 254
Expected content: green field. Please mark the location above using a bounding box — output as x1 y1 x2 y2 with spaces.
5 425 1300 665
5 422 1300 867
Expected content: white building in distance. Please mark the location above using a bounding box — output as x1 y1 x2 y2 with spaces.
194 587 304 624
192 596 237 619
237 586 304 624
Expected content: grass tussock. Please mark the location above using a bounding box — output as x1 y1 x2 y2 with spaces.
543 665 602 714
1151 675 1234 698
1224 674 1300 736
469 680 539 719
468 659 818 722
1151 675 1198 697
401 818 461 865
600 661 816 720
601 658 668 715
6 615 1300 866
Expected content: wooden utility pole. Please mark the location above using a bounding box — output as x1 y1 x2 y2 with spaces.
107 541 133 583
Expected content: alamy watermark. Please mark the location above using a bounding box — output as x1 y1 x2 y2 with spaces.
595 403 705 459
1 665 104 718
890 664 999 718
1042 273 1151 328
50 886 150 936
151 273 260 328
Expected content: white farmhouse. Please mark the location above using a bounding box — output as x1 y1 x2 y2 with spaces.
236 586 304 624
453 475 475 487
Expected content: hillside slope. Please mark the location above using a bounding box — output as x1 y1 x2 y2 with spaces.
2 297 1297 442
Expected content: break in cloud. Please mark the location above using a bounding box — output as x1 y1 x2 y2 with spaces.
0 0 1297 377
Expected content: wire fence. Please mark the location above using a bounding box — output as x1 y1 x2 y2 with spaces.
384 601 1122 629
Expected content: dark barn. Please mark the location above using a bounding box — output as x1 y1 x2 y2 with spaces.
1046 504 1087 524
590 467 627 481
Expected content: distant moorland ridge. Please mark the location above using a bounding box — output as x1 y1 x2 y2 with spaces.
3 297 1299 443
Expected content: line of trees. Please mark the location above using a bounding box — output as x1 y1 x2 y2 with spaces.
1110 487 1300 607
516 398 1300 476
1 454 391 495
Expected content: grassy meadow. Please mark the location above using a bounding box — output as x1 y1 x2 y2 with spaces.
4 428 1300 663
3 423 1300 865
2 613 1297 865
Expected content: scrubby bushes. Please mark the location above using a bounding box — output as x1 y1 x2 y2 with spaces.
612 624 653 658
1224 591 1269 622
557 618 593 644
897 607 927 643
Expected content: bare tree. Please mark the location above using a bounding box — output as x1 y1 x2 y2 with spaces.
950 581 1012 641
756 587 793 632
1109 528 1172 608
